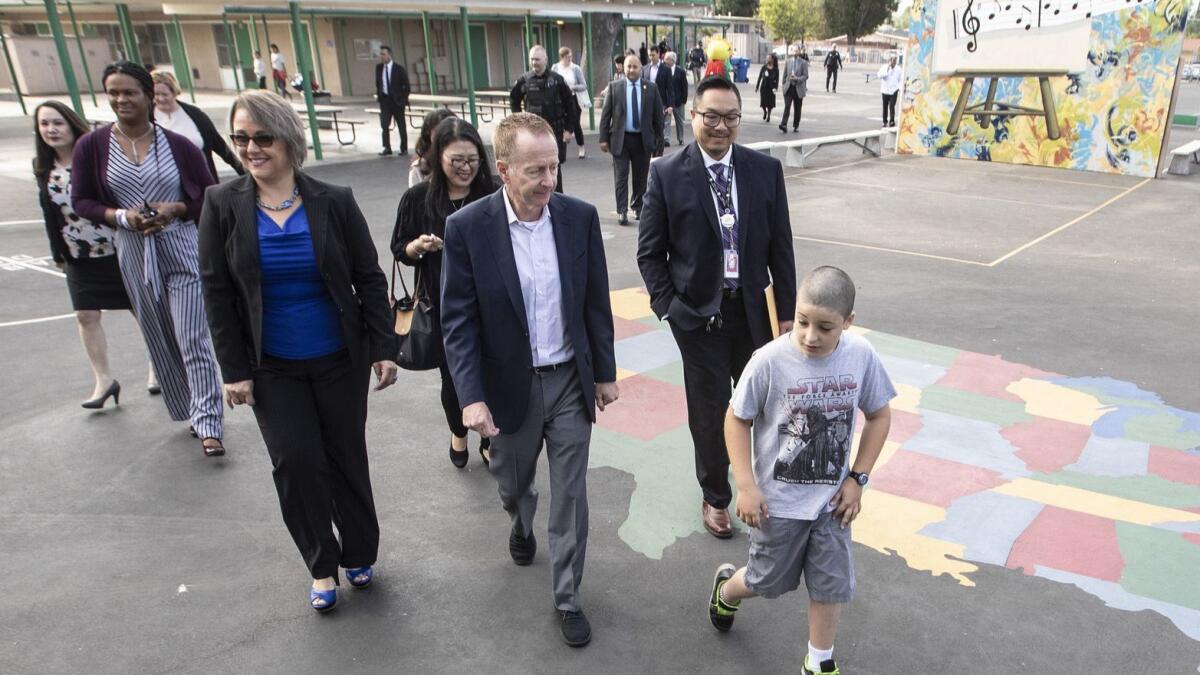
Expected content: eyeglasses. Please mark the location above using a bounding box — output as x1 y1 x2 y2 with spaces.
694 110 742 128
229 132 276 148
447 156 481 169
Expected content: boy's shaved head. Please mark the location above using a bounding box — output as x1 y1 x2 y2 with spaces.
798 266 856 319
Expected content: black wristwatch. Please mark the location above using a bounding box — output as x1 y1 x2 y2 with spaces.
848 471 869 486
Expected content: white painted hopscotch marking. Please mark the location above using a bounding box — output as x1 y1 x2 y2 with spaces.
0 254 65 278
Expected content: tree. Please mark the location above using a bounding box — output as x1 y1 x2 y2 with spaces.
715 0 759 16
586 13 624 99
760 0 824 47
823 0 898 52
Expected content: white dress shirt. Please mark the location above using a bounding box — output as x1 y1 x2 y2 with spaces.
878 65 903 95
700 146 738 223
382 61 392 95
503 188 573 367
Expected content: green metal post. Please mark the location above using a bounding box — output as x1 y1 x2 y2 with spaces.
115 4 139 63
250 14 260 55
500 21 510 84
307 15 324 89
386 17 396 57
524 13 532 54
289 1 320 160
459 7 476 126
584 12 594 131
334 17 352 96
0 23 27 115
652 24 657 45
678 16 684 54
171 15 195 102
261 14 271 50
44 0 84 116
421 11 436 95
65 1 96 106
222 14 242 91
448 20 461 91
396 16 409 70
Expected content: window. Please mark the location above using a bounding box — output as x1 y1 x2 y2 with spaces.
135 24 171 65
212 24 233 67
90 24 124 61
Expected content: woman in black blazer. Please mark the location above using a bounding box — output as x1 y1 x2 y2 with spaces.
198 90 397 614
152 71 243 181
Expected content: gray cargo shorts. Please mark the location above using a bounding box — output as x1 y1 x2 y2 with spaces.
742 509 855 603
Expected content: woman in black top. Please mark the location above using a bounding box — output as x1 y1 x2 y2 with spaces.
391 117 495 468
152 71 243 182
756 53 780 123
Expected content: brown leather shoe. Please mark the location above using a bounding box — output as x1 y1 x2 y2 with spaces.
702 502 733 539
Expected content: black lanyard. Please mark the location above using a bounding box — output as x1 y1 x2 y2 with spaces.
704 161 736 249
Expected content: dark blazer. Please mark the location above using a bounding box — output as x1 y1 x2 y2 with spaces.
637 142 797 346
598 77 665 157
440 189 617 433
669 65 689 107
375 60 411 105
179 101 244 182
197 172 396 384
71 124 214 227
646 62 673 107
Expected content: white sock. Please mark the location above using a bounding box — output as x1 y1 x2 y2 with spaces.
807 642 834 669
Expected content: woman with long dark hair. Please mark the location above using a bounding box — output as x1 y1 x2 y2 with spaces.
756 53 780 123
391 117 495 467
71 61 226 456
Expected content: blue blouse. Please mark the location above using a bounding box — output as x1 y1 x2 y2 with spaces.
258 207 345 359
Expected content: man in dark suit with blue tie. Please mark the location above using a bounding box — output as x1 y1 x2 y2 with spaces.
599 55 664 226
637 76 797 539
440 112 619 648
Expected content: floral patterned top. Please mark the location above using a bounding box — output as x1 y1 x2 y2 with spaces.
48 164 116 258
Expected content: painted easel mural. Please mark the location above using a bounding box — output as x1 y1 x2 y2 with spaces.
898 0 1191 177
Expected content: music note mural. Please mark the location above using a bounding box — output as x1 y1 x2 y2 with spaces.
897 0 1190 178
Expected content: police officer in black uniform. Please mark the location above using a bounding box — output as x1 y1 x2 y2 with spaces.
510 44 577 192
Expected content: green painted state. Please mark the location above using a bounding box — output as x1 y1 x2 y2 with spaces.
919 384 1033 427
1033 472 1200 511
1116 522 1200 610
638 360 685 388
1123 415 1200 451
861 331 960 368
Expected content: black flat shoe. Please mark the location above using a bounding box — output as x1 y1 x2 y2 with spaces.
449 445 469 468
559 610 592 647
480 437 491 467
147 384 161 395
509 522 536 566
82 380 120 409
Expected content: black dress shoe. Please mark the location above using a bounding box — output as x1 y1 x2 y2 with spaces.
618 213 629 226
378 149 393 156
449 445 469 468
479 436 491 467
664 140 671 147
81 380 120 409
147 384 161 396
778 124 787 132
559 610 592 647
509 523 536 565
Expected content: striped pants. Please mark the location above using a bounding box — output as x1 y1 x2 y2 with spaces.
116 225 224 439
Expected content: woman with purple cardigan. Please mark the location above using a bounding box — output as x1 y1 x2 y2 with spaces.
71 61 226 457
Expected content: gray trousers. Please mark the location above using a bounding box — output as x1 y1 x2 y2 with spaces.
488 362 591 612
663 105 685 144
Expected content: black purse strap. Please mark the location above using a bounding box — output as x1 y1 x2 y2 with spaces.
390 258 412 304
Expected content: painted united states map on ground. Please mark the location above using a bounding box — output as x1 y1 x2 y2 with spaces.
592 287 1200 643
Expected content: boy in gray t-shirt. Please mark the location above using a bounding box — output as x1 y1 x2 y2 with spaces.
707 266 896 675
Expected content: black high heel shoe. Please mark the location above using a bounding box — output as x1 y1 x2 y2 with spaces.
449 443 469 468
479 437 491 467
82 380 120 409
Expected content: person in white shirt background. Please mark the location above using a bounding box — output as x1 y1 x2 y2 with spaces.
878 56 903 128
552 47 590 159
270 43 290 99
253 50 266 90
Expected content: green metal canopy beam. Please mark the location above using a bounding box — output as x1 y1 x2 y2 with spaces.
289 0 320 160
0 30 25 115
500 21 510 85
524 13 532 54
460 7 476 126
222 13 243 91
584 12 594 130
421 11 436 95
114 3 138 62
307 14 324 88
44 0 84 116
65 1 96 106
169 15 196 102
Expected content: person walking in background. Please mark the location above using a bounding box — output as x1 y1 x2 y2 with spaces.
599 55 664 226
756 53 780 123
270 44 290 98
639 42 649 66
198 90 398 613
408 108 456 187
824 47 843 93
878 56 902 128
152 72 243 181
34 100 154 408
375 45 411 156
552 47 590 160
71 61 225 456
253 50 267 89
689 43 706 84
662 52 689 148
779 46 808 133
510 45 576 192
391 118 495 468
637 76 797 540
644 46 671 155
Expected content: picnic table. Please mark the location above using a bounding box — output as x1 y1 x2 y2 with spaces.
292 103 361 146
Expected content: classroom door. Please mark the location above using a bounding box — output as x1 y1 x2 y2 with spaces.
469 24 489 88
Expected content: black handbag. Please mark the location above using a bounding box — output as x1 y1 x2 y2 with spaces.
391 259 444 371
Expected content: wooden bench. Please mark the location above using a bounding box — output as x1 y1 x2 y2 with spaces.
1167 139 1200 176
769 129 886 168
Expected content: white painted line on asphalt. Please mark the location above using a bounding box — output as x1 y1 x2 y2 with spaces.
0 219 42 227
0 254 65 277
794 175 1089 212
0 312 75 327
793 235 992 267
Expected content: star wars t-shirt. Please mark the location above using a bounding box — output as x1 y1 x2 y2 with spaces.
730 331 896 521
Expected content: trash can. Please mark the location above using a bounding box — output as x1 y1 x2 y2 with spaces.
730 57 751 83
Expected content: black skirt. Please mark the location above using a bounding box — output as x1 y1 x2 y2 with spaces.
65 255 132 311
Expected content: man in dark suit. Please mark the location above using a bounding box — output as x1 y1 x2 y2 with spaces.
637 76 797 539
599 55 664 227
663 51 690 147
375 46 410 156
440 112 619 648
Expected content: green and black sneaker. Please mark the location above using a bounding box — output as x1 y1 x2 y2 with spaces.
802 655 840 675
707 563 739 632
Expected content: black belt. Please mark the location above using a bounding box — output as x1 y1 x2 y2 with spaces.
531 361 572 374
722 287 742 300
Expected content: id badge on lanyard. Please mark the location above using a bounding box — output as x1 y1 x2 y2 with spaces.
709 165 738 281
721 213 738 280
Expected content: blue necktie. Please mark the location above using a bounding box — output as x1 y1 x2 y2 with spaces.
631 82 640 132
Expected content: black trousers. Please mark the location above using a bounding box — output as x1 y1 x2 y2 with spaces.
780 88 804 130
379 98 409 153
570 108 586 147
257 76 267 90
613 133 650 215
826 67 838 92
668 294 757 509
252 349 379 579
437 361 469 438
882 92 898 127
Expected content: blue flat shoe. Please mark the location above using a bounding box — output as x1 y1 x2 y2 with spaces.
346 566 373 589
310 586 337 613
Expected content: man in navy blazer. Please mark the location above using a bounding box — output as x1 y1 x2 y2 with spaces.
440 113 618 648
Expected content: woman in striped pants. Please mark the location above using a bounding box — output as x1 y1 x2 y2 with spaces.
71 61 226 456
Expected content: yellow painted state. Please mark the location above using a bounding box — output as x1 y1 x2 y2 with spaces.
615 367 638 382
1006 378 1109 426
610 288 654 320
891 382 923 414
992 479 1200 526
853 490 979 587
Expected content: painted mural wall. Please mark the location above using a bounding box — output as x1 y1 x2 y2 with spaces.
896 0 1192 177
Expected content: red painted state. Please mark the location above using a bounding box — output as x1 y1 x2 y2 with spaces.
595 374 688 441
871 449 1007 507
612 315 657 342
1184 533 1200 547
1006 507 1124 582
1001 416 1091 474
888 409 922 446
935 352 1055 402
1147 446 1200 487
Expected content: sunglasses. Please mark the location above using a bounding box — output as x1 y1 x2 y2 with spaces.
229 132 277 148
